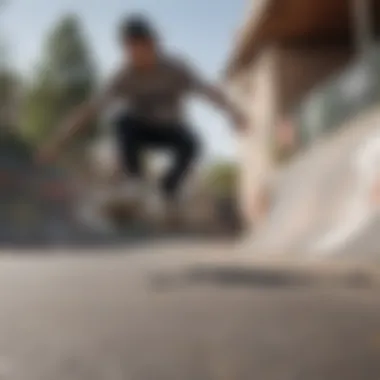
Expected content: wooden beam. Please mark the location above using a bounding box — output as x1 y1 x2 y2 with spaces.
278 35 352 48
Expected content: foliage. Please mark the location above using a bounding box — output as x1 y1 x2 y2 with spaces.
21 14 98 146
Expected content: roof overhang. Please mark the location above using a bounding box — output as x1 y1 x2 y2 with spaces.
225 0 361 79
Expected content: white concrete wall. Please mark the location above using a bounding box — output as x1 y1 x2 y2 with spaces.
228 47 279 225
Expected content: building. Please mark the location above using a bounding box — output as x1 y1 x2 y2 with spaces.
225 0 378 225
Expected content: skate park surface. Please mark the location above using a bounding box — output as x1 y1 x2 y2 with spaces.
3 109 380 379
2 122 380 378
1 246 380 380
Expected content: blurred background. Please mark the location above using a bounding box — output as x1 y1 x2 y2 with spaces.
1 0 380 258
3 2 380 379
229 0 380 260
0 0 247 247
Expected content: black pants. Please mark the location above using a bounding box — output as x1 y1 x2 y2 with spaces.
115 115 200 199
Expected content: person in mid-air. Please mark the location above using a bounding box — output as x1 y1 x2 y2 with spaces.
38 15 247 222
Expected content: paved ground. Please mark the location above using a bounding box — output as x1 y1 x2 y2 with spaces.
0 246 380 379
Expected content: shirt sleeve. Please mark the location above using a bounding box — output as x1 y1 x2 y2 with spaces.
177 57 219 95
176 57 243 118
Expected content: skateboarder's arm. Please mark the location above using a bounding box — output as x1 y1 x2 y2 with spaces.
196 82 244 122
181 59 247 129
44 70 125 154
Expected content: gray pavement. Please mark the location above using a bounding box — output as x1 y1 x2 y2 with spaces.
0 248 380 379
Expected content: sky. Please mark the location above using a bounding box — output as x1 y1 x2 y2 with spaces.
1 0 249 161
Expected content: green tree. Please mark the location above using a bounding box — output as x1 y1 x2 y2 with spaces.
0 2 32 161
0 70 17 121
0 38 19 134
21 14 98 147
0 18 13 118
0 69 31 161
0 36 8 70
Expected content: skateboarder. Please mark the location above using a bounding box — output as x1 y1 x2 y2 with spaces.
38 15 247 222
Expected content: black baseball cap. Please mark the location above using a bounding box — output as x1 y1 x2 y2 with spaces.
119 15 157 41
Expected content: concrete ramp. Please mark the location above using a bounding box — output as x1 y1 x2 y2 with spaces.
247 108 380 261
